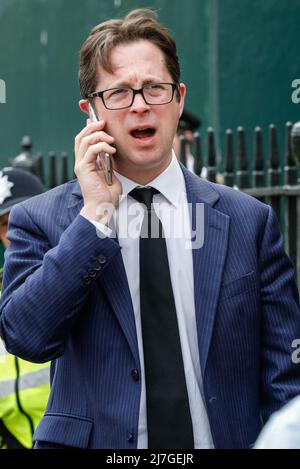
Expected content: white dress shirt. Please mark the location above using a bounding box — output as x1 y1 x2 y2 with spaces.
91 152 214 448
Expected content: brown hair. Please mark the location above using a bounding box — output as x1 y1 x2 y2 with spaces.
78 8 180 99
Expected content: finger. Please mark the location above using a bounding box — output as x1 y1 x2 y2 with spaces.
83 142 116 164
75 132 114 165
77 132 115 164
75 142 116 177
82 130 115 147
74 120 106 154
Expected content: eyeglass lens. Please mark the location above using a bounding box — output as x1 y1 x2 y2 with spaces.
103 83 174 109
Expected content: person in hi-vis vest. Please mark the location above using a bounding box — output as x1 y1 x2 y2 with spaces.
0 168 50 449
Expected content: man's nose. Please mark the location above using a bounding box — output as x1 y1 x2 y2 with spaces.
130 91 150 112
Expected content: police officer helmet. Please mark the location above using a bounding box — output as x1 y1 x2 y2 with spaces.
0 167 45 217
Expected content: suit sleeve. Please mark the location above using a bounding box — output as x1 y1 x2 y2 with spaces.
0 203 120 363
259 205 300 420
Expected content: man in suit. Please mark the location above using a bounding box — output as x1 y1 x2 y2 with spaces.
0 8 300 449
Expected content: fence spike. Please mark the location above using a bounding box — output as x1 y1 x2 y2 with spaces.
193 132 202 177
61 152 69 184
284 121 298 271
268 124 280 186
35 152 45 185
207 127 216 182
284 122 297 185
291 121 300 165
48 151 57 189
236 126 248 189
20 135 33 152
252 127 264 188
224 129 234 187
267 124 281 219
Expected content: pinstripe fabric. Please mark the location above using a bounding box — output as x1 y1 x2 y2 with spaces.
0 168 299 448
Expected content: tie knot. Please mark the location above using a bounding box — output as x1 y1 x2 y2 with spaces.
130 187 159 210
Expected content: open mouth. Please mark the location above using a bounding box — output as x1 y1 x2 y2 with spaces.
130 128 156 139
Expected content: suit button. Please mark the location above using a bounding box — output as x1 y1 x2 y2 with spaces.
131 369 139 381
127 432 134 443
209 396 217 404
89 269 97 278
83 275 92 285
98 254 106 264
93 260 102 271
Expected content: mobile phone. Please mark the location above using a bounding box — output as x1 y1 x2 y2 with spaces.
88 103 113 185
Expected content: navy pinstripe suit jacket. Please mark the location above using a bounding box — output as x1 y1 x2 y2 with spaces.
0 165 300 449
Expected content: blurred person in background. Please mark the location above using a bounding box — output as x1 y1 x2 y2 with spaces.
0 168 50 449
173 109 201 173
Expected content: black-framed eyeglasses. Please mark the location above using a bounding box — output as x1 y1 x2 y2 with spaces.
87 82 178 110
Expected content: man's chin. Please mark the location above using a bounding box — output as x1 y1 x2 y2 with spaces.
113 152 171 182
116 151 164 169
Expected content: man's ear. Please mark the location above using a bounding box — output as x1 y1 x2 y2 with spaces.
178 83 186 117
79 99 90 115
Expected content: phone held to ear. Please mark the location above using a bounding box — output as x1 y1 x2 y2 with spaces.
88 103 113 186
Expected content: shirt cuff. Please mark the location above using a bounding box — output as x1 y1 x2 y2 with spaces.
89 220 112 238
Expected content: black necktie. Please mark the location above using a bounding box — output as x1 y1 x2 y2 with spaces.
130 187 194 449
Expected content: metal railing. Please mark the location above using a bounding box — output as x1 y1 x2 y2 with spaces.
179 122 300 288
6 122 300 288
7 136 73 189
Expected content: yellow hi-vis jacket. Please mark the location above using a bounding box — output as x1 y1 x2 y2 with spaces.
0 338 50 448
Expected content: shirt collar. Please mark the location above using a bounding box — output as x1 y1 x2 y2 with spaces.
114 151 186 207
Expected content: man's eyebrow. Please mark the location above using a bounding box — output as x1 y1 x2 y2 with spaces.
108 77 164 88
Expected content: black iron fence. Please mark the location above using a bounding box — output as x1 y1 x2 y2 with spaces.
6 122 300 288
8 136 73 189
180 122 300 287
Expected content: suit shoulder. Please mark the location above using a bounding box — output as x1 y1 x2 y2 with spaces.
15 179 78 213
182 167 270 222
208 180 269 214
200 180 276 243
9 180 79 228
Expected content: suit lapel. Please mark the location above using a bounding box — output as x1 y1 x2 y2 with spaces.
99 254 140 364
181 167 230 375
67 180 139 364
